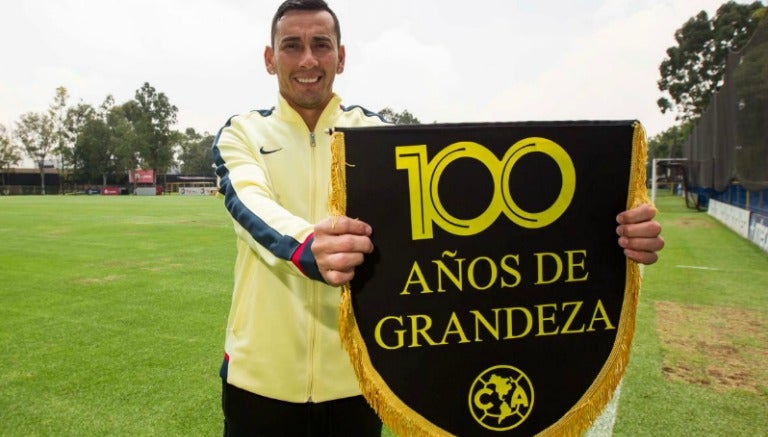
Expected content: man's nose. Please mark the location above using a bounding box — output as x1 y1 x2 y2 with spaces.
298 47 319 68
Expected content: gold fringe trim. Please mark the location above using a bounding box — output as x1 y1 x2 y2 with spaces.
329 131 347 220
332 124 650 436
628 122 651 209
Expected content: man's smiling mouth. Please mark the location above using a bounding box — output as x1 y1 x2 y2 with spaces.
296 77 320 84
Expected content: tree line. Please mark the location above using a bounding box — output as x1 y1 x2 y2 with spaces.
0 82 216 194
0 82 421 194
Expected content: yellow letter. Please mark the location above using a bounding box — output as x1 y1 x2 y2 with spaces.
500 254 522 288
511 385 530 408
432 250 464 292
560 301 586 334
439 312 470 345
467 256 497 290
374 316 406 350
400 261 432 295
534 252 563 285
471 309 501 341
503 307 533 339
565 249 589 282
408 315 440 347
536 303 559 336
587 299 616 331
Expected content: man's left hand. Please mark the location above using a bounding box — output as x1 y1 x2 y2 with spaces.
616 204 664 265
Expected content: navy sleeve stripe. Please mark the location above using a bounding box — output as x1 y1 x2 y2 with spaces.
342 104 388 123
211 118 303 262
298 235 323 281
212 117 233 195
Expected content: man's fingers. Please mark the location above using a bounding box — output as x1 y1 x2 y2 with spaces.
312 216 375 285
616 204 657 225
318 251 366 273
618 235 665 253
316 216 372 236
320 267 355 287
312 233 374 256
317 251 365 286
623 248 659 265
616 220 662 239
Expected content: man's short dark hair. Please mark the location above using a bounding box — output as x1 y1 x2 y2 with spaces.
271 0 341 47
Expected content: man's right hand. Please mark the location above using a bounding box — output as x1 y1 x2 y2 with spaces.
311 216 374 286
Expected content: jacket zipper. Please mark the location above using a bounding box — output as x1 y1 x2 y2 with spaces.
307 129 318 402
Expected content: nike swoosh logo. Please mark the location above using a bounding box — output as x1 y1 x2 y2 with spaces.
259 146 283 155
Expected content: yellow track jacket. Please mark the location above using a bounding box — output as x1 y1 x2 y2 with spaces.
212 94 386 403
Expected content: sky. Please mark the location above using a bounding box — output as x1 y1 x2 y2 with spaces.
0 0 746 151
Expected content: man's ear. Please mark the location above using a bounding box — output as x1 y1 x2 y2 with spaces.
264 45 276 75
336 45 346 74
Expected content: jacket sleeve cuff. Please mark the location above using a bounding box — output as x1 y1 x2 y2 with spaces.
291 233 324 282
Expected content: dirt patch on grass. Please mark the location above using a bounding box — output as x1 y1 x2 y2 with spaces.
655 301 767 395
667 216 714 229
75 274 126 285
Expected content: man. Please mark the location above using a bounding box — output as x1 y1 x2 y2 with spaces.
212 0 664 435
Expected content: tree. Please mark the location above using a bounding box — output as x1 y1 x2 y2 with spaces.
49 86 70 191
111 100 144 189
71 99 117 187
65 101 97 181
68 96 144 188
74 118 110 185
657 1 765 120
178 128 215 176
0 124 22 191
15 111 55 194
106 100 140 181
647 122 694 161
132 82 178 184
378 107 421 125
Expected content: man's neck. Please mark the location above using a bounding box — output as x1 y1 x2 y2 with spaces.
296 109 322 131
283 96 336 132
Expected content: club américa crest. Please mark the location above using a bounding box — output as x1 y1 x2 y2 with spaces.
468 365 534 431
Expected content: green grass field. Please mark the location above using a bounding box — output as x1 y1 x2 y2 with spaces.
613 194 768 436
0 194 766 436
0 195 234 435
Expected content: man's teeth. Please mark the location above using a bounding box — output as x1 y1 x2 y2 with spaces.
297 77 319 83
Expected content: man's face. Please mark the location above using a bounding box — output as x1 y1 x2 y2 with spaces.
265 10 345 115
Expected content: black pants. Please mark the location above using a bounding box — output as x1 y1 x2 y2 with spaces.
222 382 382 437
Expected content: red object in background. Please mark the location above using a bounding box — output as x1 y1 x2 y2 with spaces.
129 169 155 184
101 187 121 195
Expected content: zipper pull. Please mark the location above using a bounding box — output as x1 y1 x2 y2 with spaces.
310 132 316 147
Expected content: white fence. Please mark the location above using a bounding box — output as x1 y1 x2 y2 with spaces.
708 199 768 253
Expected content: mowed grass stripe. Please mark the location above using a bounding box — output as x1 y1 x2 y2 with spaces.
1 196 234 435
614 193 768 436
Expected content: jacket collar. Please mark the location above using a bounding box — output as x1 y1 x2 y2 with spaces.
275 93 343 129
